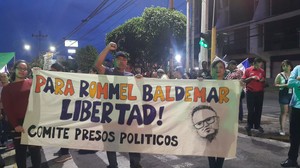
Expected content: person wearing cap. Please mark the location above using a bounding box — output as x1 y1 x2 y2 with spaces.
95 42 142 168
96 43 133 77
226 60 245 122
242 57 266 136
157 68 169 79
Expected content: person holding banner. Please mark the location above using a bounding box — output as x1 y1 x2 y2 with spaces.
48 62 74 163
1 60 41 168
242 57 266 136
206 59 226 168
95 42 142 168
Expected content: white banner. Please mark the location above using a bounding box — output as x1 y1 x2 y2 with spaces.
22 70 241 158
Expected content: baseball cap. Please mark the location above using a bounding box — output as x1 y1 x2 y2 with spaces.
115 51 128 59
157 68 165 74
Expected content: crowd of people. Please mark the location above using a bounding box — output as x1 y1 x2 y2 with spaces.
0 41 299 168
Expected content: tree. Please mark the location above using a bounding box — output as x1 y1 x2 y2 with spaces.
74 45 98 73
106 7 186 70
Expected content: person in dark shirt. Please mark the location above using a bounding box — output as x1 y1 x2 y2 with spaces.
95 42 142 168
198 61 211 79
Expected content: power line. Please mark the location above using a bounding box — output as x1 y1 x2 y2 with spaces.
77 0 135 41
55 0 111 50
84 0 143 46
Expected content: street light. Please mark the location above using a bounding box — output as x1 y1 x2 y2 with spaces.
175 54 181 63
24 44 31 50
49 46 56 52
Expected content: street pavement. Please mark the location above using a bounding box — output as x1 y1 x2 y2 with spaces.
1 88 294 168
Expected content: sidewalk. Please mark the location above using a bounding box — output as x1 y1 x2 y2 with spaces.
238 86 290 143
238 115 289 143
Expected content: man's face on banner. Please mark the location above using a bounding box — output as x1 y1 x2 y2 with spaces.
192 108 219 142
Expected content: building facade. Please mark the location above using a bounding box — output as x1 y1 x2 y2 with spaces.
193 0 300 79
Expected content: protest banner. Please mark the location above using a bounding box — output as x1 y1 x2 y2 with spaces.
22 70 242 158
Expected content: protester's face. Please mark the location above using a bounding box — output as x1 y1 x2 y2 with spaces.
0 73 8 85
115 56 127 69
255 61 263 68
282 63 291 72
157 72 162 78
15 62 28 79
152 72 158 78
125 65 133 72
173 70 181 79
211 62 225 79
192 109 219 138
227 64 236 71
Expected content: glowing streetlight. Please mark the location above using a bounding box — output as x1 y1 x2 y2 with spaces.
175 54 181 63
49 46 56 52
24 44 31 50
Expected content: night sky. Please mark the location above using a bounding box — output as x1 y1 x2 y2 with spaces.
0 0 186 63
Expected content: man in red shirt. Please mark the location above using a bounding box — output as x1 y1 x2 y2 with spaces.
242 57 266 136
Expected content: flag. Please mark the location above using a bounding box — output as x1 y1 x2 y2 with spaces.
237 58 250 72
212 56 228 66
0 65 9 73
0 52 15 69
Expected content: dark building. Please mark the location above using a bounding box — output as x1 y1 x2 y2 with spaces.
193 0 300 79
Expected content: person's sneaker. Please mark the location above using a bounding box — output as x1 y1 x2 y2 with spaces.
130 164 142 168
53 149 62 156
281 158 298 167
245 126 252 136
54 154 72 163
107 166 118 168
257 126 264 133
279 130 286 136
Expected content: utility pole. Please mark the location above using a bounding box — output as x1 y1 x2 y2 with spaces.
210 0 217 63
186 0 190 71
199 0 209 68
169 0 175 78
191 0 195 69
32 31 48 57
169 0 174 10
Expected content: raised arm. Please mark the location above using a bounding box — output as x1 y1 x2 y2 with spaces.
95 42 117 74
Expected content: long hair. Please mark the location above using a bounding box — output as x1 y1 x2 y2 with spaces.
281 60 293 72
10 60 30 82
